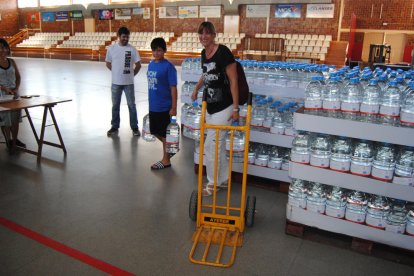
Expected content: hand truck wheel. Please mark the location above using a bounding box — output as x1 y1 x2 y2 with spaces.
189 190 198 221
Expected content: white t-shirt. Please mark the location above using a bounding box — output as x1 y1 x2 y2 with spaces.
105 43 141 85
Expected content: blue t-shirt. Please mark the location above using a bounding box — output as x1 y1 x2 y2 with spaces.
147 59 177 112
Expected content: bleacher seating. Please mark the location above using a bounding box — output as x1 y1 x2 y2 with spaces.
171 32 245 53
58 32 115 50
16 32 69 48
122 32 174 51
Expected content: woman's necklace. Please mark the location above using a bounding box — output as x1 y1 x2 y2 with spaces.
205 45 217 59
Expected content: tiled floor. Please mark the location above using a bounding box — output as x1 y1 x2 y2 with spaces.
0 58 413 275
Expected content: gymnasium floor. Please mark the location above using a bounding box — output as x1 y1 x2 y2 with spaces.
0 58 413 275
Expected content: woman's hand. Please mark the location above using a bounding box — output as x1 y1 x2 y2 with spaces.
228 110 239 122
191 90 197 101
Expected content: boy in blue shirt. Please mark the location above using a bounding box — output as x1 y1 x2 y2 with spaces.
147 37 178 170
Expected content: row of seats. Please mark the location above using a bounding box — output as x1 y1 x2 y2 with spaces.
130 32 174 38
286 45 328 54
75 32 115 37
33 32 69 37
17 32 68 48
255 33 332 41
182 32 245 39
285 40 330 47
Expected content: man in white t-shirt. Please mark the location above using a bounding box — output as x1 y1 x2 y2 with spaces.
105 27 141 136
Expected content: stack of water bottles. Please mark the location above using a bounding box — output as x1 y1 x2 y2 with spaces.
181 57 202 77
288 180 414 235
290 132 414 185
183 101 202 140
248 95 303 136
303 66 414 128
181 81 204 105
246 142 290 171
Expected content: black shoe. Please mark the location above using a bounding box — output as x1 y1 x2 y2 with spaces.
10 139 26 148
132 128 141 136
107 128 118 136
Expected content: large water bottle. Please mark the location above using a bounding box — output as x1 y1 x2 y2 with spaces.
255 144 269 167
406 209 414 235
166 116 180 154
385 200 408 234
400 83 414 127
330 136 352 172
268 146 282 169
248 142 257 164
350 139 374 176
142 113 156 142
341 77 362 113
251 101 266 128
263 102 277 130
379 80 401 117
239 104 248 126
291 131 311 164
323 76 341 115
283 108 296 136
306 182 326 214
181 103 191 126
304 76 323 110
281 148 291 171
325 186 347 218
288 179 307 209
183 102 201 140
360 79 381 115
377 74 388 91
345 191 367 223
371 143 396 181
393 146 414 186
366 195 389 229
310 133 331 168
225 130 245 163
359 73 372 89
270 107 285 134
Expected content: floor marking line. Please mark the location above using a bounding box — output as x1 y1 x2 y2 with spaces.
0 217 135 276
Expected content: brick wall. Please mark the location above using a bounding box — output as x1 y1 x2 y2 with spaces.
342 0 414 30
0 0 19 37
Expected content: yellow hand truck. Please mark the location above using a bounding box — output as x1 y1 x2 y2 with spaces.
188 92 255 268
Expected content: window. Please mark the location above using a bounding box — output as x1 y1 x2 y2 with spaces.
17 0 38 8
40 0 71 7
72 0 107 6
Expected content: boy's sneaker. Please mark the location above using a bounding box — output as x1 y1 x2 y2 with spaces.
107 128 118 136
132 128 141 136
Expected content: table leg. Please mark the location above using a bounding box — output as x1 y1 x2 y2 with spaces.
37 106 48 162
24 108 39 145
47 106 67 154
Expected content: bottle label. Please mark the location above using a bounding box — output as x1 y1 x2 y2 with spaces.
379 105 400 117
325 206 346 218
251 119 264 127
400 112 414 124
392 176 414 186
225 143 244 152
268 160 282 169
291 152 310 164
284 128 296 136
371 167 394 181
288 197 307 209
305 99 322 109
166 135 179 144
330 159 350 172
307 202 325 214
270 127 285 135
248 155 255 164
360 103 379 114
323 100 340 110
282 162 290 171
385 223 405 234
254 159 268 167
350 163 371 176
366 215 385 229
345 210 366 223
310 156 330 168
406 222 414 235
341 102 360 112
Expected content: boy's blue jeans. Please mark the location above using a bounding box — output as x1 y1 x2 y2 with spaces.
111 84 138 129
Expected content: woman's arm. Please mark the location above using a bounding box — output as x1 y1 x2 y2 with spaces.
191 75 204 101
225 62 239 121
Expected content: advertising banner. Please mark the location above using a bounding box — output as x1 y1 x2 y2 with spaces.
178 6 198 19
159 7 178 19
114 8 131 20
246 5 270 18
199 6 221 18
143 8 150 20
42 12 55 22
306 4 335 18
69 10 83 20
98 10 114 20
55 11 68 22
275 4 301 18
132 8 144 15
27 12 40 23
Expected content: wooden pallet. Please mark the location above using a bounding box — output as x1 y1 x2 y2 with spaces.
285 219 414 266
